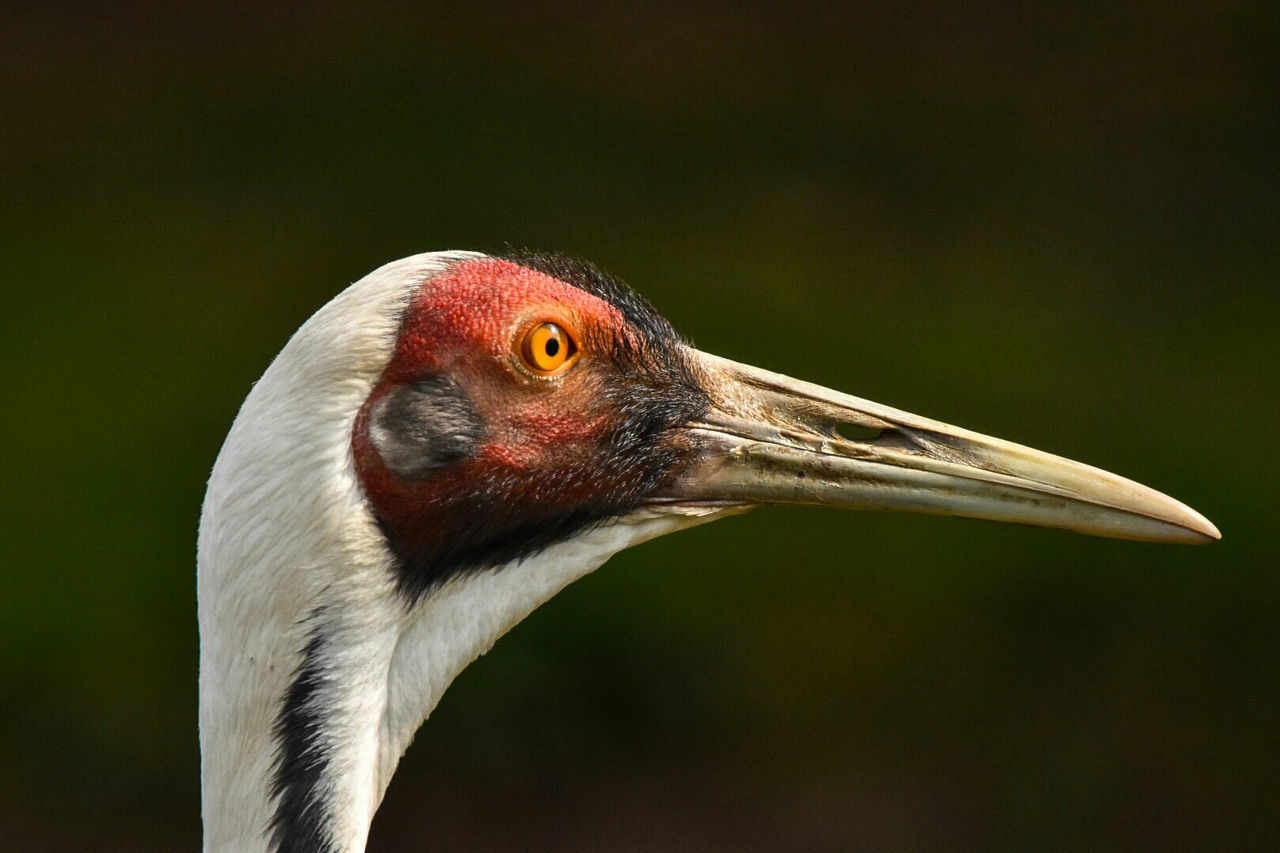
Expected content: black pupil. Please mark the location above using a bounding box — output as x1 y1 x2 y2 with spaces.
544 337 560 357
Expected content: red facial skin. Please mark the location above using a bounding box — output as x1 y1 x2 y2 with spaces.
352 258 701 589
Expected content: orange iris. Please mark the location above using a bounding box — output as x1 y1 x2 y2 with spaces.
519 321 579 375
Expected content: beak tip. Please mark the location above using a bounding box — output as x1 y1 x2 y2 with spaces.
1170 494 1221 542
1190 516 1222 543
1153 503 1220 544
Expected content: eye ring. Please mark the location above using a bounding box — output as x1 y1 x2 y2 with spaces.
517 320 580 375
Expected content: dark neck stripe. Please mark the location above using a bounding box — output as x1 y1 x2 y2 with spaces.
270 619 337 853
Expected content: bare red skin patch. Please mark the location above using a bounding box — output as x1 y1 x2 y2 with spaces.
351 257 707 595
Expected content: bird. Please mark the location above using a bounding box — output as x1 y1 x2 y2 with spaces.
198 250 1219 853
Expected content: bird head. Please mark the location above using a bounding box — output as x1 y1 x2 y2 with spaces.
353 252 1216 606
352 254 716 600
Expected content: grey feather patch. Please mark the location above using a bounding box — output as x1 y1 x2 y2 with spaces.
369 374 485 479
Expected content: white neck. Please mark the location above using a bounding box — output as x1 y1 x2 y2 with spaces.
196 251 730 852
203 509 715 853
198 252 474 851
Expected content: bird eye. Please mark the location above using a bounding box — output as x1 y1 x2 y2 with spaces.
519 321 579 375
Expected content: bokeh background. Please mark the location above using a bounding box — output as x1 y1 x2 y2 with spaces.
3 2 1277 849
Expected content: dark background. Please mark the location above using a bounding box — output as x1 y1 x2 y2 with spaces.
3 3 1276 849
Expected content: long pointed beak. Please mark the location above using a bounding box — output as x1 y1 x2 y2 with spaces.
665 349 1219 544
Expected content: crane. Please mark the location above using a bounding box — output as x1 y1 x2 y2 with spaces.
198 251 1218 852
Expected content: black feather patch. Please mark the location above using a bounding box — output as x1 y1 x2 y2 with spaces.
270 623 337 853
500 250 685 349
369 374 485 480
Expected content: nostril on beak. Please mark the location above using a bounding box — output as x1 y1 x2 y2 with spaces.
830 421 885 442
808 411 886 443
820 418 925 454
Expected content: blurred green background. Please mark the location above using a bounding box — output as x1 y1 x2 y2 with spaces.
3 3 1277 850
